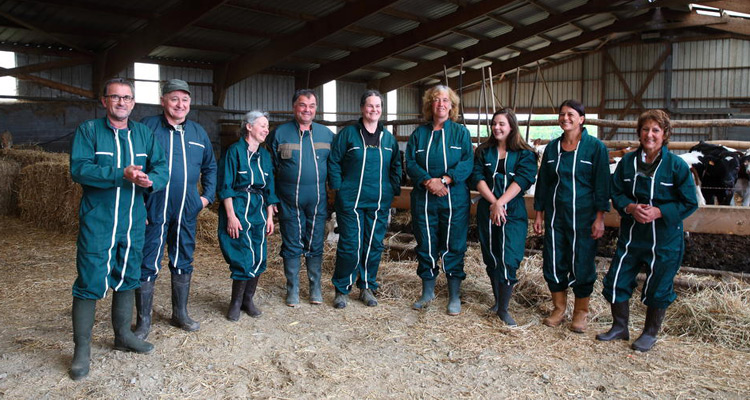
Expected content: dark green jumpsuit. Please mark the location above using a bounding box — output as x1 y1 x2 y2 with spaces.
328 120 402 294
70 118 168 300
405 120 473 280
471 147 537 284
603 146 698 308
217 139 279 280
533 128 610 298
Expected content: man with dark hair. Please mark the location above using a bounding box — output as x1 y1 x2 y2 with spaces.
135 79 217 339
69 78 168 380
267 89 334 306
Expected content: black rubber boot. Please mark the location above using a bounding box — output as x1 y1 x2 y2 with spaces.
631 306 666 352
112 290 154 354
496 282 516 326
333 290 348 309
306 256 323 304
227 279 247 322
489 277 501 313
133 280 154 340
283 257 301 306
70 297 96 380
447 278 462 316
596 301 630 341
170 272 200 332
241 275 262 317
359 288 378 307
412 279 436 310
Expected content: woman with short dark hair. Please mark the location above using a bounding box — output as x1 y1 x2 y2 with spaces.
328 90 402 308
597 109 697 351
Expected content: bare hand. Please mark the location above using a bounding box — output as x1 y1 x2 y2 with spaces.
227 215 242 239
632 204 662 224
124 165 152 188
591 217 605 239
200 196 209 209
533 211 544 235
490 200 507 226
424 178 448 197
266 205 275 236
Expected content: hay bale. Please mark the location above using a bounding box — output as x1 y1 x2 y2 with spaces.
17 161 81 232
196 208 218 245
0 148 68 167
666 286 750 351
0 159 21 215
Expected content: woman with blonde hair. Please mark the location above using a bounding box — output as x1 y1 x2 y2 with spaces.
405 85 473 315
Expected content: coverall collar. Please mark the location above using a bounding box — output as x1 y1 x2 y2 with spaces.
158 113 186 132
356 117 383 136
105 117 136 132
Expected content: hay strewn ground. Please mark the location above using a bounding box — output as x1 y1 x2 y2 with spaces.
0 215 749 399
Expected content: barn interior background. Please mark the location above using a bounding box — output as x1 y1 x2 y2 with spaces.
1 0 750 398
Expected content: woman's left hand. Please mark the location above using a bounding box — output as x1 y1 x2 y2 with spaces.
266 205 275 235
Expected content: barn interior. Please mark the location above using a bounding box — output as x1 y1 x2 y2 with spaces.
1 0 750 398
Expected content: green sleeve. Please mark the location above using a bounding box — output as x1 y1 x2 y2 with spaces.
659 157 698 226
513 149 538 192
70 121 125 189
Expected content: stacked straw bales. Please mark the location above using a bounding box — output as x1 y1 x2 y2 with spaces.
0 159 21 215
196 208 219 245
17 161 82 232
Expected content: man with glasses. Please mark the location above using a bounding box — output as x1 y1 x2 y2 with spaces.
68 78 168 380
134 79 217 340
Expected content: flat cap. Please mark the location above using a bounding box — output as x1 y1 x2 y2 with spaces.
162 79 191 95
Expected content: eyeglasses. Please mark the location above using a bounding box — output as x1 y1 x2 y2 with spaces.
105 94 134 103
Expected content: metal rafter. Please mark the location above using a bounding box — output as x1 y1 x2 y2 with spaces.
216 0 400 98
370 1 616 92
305 0 519 88
98 0 228 84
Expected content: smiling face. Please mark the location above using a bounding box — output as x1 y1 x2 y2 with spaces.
639 119 665 155
558 105 584 134
431 90 452 123
491 113 512 144
102 83 134 127
361 95 382 125
247 116 269 144
293 94 317 128
161 90 191 125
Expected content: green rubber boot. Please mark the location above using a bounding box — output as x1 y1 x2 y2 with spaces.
112 290 154 354
447 278 462 316
412 279 436 310
70 297 96 380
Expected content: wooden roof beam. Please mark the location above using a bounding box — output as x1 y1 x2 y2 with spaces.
694 0 750 15
370 1 616 92
223 2 316 21
99 0 228 85
0 57 91 77
218 0 399 91
306 0 518 88
458 9 721 89
0 9 92 55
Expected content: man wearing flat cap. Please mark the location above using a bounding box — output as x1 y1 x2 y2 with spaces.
135 79 217 339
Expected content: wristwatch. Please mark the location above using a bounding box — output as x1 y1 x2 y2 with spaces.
440 177 448 186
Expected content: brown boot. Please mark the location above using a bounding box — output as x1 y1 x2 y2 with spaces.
569 297 590 333
542 291 567 327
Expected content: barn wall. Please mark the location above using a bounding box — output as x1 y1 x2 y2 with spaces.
461 38 750 142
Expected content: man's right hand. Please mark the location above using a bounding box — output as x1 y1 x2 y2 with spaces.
124 165 153 188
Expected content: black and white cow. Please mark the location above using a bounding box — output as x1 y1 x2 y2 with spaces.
731 150 750 207
680 142 741 206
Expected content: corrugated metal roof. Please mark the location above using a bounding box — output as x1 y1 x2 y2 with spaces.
0 0 738 98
